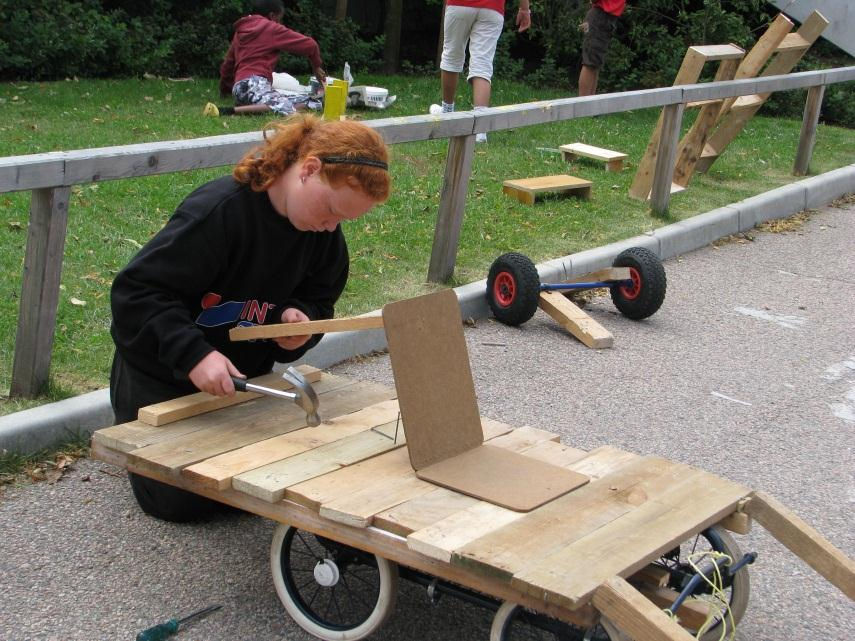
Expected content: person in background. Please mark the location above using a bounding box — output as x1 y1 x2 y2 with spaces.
110 114 391 522
577 0 626 96
431 0 531 142
219 0 326 116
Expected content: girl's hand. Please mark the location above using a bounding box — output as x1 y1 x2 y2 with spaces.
189 351 244 396
275 307 311 351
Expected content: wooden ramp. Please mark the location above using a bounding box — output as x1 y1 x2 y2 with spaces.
91 371 855 640
630 44 745 201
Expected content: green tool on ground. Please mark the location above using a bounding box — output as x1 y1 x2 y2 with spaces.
136 604 222 641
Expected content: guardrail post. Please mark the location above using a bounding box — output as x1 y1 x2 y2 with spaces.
428 134 476 283
10 186 71 398
650 103 686 216
793 84 825 176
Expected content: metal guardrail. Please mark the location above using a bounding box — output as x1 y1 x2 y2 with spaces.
2 66 853 397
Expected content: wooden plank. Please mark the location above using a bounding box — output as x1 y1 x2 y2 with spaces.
429 134 476 283
232 417 406 503
408 501 524 562
370 421 536 537
743 491 855 599
406 437 591 562
182 398 400 489
687 44 744 61
503 175 592 204
630 47 706 200
593 576 697 641
538 291 613 349
510 471 749 609
10 187 71 398
373 488 480 537
563 267 630 285
137 365 322 426
228 315 383 341
125 379 395 479
672 57 740 188
650 103 685 215
92 373 356 452
454 455 677 582
775 32 811 52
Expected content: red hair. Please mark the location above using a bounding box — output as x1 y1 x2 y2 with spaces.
233 114 391 201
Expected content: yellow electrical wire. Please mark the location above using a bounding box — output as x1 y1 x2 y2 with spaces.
662 551 737 641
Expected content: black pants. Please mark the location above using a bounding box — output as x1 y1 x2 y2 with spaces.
110 352 227 522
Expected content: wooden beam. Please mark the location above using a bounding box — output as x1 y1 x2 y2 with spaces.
428 134 476 283
650 103 685 215
537 292 613 349
10 187 71 397
793 84 825 176
593 576 697 641
229 315 383 341
136 365 322 426
743 491 855 600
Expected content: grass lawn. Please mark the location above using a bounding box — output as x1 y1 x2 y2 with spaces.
1 73 853 415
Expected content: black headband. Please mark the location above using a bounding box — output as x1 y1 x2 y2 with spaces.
321 156 389 171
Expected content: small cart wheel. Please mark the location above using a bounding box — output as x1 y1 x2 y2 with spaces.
653 526 750 641
609 247 666 320
490 601 611 640
487 253 541 326
270 524 398 641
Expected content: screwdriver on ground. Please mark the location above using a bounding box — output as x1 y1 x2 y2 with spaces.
136 604 222 641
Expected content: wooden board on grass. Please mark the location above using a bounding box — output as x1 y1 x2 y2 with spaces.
502 175 592 205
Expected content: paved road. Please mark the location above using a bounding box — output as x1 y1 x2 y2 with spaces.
1 201 852 641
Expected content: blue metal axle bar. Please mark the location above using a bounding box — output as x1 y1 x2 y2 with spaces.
540 280 633 291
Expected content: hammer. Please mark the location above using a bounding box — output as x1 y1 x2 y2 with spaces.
231 366 321 426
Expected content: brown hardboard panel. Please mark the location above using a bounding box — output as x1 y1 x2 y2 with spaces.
382 289 484 470
417 444 589 512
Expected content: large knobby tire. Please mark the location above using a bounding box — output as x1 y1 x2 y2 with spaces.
609 247 666 320
270 524 398 641
487 253 541 326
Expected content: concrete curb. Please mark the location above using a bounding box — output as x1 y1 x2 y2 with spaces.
2 166 854 453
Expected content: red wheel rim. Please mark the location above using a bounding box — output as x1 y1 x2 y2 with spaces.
493 272 516 307
618 267 642 300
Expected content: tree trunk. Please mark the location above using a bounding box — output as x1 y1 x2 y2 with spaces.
335 0 348 21
383 0 404 73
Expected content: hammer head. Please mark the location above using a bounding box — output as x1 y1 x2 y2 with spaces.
282 366 321 426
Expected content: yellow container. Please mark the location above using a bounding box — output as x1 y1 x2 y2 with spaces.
323 79 348 120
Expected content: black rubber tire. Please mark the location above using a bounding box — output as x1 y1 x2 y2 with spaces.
609 247 666 320
487 253 541 326
653 526 750 641
128 472 221 522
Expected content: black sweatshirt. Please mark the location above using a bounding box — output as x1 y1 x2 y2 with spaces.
110 175 349 386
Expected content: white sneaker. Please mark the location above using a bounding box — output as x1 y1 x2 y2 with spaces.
476 132 487 143
429 104 443 115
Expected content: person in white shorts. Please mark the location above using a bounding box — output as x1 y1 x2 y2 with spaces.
432 1 531 142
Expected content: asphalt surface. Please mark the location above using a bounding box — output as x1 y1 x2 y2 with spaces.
1 200 853 641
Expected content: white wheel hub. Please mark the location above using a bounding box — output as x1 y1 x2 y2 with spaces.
313 559 340 587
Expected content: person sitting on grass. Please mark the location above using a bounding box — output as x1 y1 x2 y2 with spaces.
110 114 391 522
217 0 326 116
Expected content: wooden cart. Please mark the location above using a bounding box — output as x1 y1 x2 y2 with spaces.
90 364 854 641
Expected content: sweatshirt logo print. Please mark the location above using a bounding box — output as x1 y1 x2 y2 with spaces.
195 292 275 328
